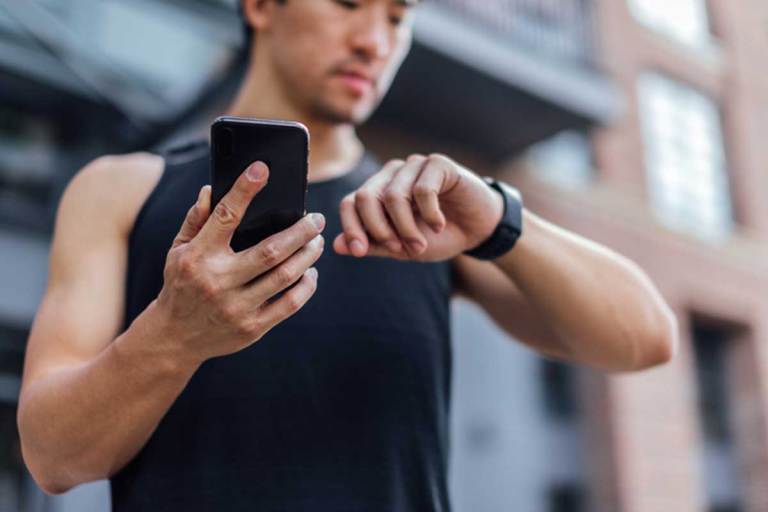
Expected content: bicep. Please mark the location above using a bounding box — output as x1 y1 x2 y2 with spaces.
21 156 157 388
451 254 570 360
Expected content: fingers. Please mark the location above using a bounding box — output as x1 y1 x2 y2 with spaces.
339 192 370 257
222 212 325 288
353 159 404 254
381 155 429 256
333 233 407 260
196 161 269 249
412 160 447 234
172 185 211 249
242 232 324 304
335 153 452 259
253 267 319 332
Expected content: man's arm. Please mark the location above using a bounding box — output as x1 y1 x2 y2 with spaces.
18 155 325 495
328 152 677 373
452 207 679 374
15 153 202 494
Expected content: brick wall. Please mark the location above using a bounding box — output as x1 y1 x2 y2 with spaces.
510 0 768 509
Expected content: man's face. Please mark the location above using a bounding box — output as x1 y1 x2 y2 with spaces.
254 0 417 125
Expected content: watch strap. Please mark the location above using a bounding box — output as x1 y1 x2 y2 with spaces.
462 176 523 260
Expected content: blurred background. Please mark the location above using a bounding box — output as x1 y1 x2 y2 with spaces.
0 0 767 511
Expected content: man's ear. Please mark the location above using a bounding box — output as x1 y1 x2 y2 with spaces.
241 0 280 33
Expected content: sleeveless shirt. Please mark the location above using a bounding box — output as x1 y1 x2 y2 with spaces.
111 140 454 511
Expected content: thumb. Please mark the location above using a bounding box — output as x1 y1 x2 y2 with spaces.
172 185 211 249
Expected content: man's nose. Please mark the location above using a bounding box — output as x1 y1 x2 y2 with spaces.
349 7 392 61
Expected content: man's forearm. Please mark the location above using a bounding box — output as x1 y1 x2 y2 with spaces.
492 208 678 373
18 300 200 494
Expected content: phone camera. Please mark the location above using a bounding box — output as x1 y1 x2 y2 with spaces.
217 127 234 159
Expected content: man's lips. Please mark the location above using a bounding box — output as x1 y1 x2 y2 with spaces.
334 71 374 95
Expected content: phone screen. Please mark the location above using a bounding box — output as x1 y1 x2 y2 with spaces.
210 116 309 252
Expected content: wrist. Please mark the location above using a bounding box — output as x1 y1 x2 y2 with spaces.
486 182 505 239
492 207 532 266
114 299 204 379
463 176 524 260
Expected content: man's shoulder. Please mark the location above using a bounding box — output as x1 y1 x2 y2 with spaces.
64 151 165 237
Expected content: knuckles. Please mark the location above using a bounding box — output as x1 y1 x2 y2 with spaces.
239 316 264 339
218 301 241 325
340 194 356 209
412 183 433 199
382 188 407 205
285 289 305 313
258 242 281 268
168 247 220 300
354 188 376 203
198 279 220 302
427 152 450 164
386 158 406 168
212 200 240 227
174 248 202 278
272 264 296 288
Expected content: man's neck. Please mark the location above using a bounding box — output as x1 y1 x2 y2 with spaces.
223 73 366 184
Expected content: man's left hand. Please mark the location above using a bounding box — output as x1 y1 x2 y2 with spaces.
333 153 504 261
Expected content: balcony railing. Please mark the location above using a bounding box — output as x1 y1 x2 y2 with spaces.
433 0 596 65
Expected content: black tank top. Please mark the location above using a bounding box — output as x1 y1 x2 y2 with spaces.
112 140 454 512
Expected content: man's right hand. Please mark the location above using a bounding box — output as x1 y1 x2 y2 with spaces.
154 160 325 365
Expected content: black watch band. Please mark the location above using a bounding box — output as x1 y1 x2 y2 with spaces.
462 176 524 260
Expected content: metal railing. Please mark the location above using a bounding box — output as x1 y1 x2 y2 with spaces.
434 0 596 65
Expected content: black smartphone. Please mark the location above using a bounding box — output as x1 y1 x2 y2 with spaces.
210 116 310 253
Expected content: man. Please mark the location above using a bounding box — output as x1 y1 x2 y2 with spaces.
17 0 678 510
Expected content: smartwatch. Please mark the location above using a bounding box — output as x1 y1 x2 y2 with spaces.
462 176 524 260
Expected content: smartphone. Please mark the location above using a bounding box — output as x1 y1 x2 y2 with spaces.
210 116 310 253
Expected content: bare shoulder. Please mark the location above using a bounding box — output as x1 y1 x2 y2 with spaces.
62 151 165 238
21 152 166 382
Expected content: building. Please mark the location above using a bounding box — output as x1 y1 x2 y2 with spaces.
0 0 766 511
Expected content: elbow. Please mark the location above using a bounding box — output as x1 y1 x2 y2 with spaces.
17 405 77 495
18 440 75 496
32 472 73 496
19 442 80 496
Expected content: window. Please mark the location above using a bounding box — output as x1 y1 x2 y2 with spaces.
692 322 744 512
525 130 594 189
0 107 56 233
627 0 712 47
637 73 733 241
0 402 26 512
539 359 580 422
547 483 586 512
0 323 29 511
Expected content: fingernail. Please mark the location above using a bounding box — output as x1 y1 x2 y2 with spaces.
386 240 402 252
310 213 325 230
308 267 318 279
351 240 365 255
246 161 267 181
409 240 425 253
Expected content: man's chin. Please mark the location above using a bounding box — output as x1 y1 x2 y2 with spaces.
317 102 375 127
